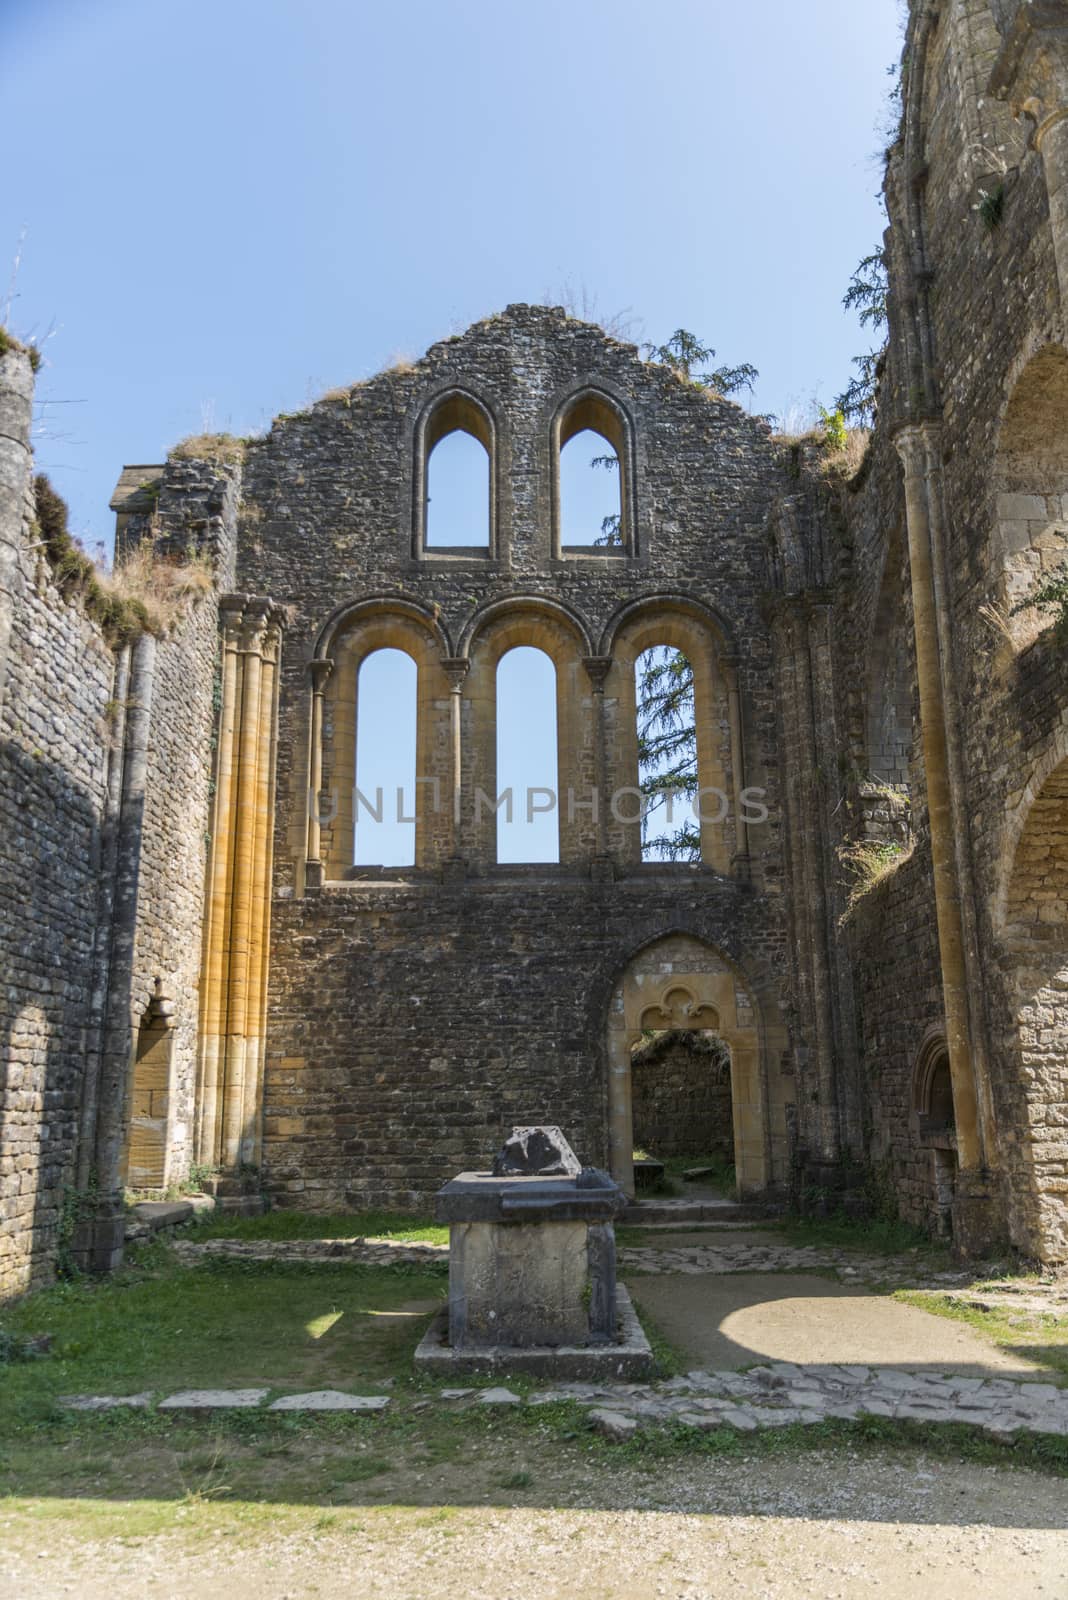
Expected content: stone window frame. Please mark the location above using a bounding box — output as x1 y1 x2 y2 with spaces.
412 387 499 563
307 596 454 882
459 595 597 870
910 1028 955 1147
550 384 638 561
599 593 749 877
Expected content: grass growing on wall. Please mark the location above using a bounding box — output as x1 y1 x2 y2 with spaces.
33 475 213 642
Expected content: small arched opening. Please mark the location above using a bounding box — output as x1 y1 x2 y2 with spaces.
125 983 175 1191
422 392 492 552
912 1032 957 1237
605 933 792 1201
556 391 628 553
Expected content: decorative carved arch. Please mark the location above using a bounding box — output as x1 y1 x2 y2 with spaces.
313 593 452 662
598 591 735 657
911 1028 953 1126
601 929 791 1199
308 596 453 880
457 593 596 660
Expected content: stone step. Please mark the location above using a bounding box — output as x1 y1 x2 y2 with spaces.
621 1197 775 1225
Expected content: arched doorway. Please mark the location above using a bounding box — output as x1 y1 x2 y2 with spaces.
605 933 791 1198
631 1028 733 1164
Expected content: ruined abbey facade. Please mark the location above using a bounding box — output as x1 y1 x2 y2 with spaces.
3 0 1068 1295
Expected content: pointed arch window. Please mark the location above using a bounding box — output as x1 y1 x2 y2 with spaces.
554 391 632 556
417 391 494 557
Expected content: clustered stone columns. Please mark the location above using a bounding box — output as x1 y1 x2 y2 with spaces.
442 656 470 871
582 655 613 875
196 596 286 1172
895 425 994 1229
720 651 751 879
303 658 333 891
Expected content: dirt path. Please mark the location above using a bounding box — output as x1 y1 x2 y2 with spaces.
4 1447 1066 1599
625 1272 1046 1374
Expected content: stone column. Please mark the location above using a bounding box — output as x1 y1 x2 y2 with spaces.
304 658 333 891
196 595 285 1172
78 642 132 1190
720 651 751 880
582 655 612 877
73 630 157 1273
442 657 469 876
895 427 984 1176
779 602 841 1167
992 7 1068 307
0 345 33 724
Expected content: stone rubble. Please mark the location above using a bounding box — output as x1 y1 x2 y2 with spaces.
170 1236 448 1267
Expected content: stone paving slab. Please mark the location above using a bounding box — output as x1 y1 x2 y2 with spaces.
58 1393 153 1411
523 1361 1068 1437
158 1388 270 1411
56 1360 1068 1438
268 1390 390 1412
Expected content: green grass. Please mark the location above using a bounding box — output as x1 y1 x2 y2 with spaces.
0 1401 1065 1535
0 1245 446 1423
192 1208 449 1246
893 1289 1068 1381
771 1211 951 1260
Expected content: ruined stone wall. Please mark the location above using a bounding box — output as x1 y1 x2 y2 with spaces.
894 0 1068 1251
266 880 787 1208
122 459 238 1190
0 508 114 1296
0 418 231 1291
846 842 946 1230
235 305 801 1208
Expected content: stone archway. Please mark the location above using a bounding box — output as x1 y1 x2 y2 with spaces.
605 933 791 1199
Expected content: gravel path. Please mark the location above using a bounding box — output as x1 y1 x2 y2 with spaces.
5 1448 1066 1599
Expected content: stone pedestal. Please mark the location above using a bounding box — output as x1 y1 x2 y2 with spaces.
415 1127 653 1378
448 1217 590 1349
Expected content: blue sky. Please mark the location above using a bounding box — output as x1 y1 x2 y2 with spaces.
6 0 904 866
5 0 903 555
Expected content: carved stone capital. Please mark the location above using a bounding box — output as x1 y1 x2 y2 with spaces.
894 421 942 481
309 658 334 695
582 655 612 690
441 656 470 692
221 593 288 654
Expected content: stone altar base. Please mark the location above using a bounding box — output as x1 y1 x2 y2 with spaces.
413 1282 654 1380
